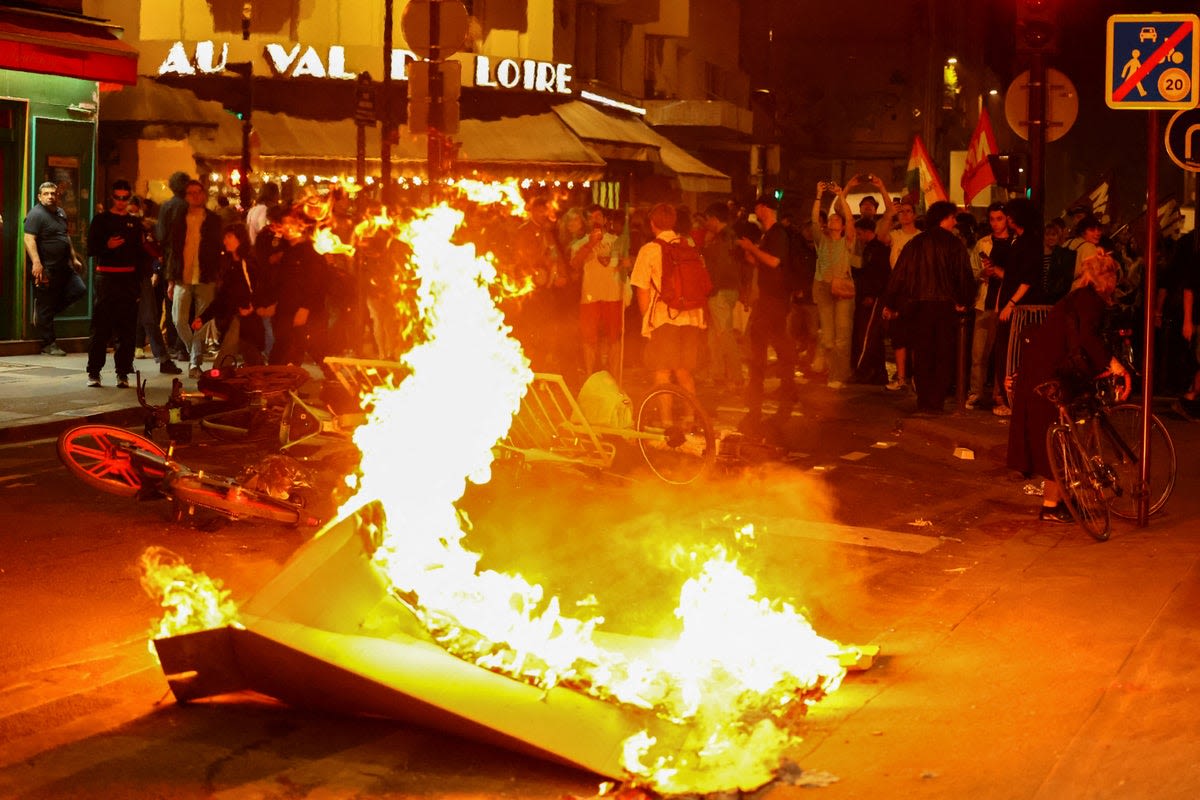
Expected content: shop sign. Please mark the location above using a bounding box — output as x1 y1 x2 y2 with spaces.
158 40 573 95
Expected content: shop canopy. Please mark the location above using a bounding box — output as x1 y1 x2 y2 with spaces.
101 80 607 182
0 10 138 86
552 100 730 194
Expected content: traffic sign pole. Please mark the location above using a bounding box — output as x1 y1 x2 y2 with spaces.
1139 110 1159 526
1105 13 1198 526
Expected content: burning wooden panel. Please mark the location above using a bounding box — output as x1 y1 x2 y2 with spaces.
152 502 681 781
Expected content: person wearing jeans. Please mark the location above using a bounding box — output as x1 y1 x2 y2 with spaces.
167 180 222 379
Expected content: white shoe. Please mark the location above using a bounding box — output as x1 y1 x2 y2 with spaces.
827 380 845 390
965 393 980 409
992 403 1012 417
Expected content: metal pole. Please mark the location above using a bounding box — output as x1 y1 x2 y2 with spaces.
381 0 394 205
956 310 969 410
427 0 443 193
1027 50 1047 217
1137 110 1160 527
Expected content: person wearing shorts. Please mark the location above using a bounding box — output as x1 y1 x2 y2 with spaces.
570 205 625 378
630 203 706 425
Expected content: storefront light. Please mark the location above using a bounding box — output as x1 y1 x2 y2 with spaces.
364 176 375 185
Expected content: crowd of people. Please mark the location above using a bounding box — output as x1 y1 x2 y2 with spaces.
23 172 1200 429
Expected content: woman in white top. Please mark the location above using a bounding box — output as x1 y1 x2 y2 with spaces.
811 181 856 387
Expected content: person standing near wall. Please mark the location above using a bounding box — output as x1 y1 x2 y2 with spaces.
24 181 86 355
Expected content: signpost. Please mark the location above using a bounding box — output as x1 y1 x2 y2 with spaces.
401 0 468 185
1106 12 1200 526
355 72 376 185
1004 68 1078 142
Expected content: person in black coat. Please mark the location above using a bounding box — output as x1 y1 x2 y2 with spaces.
192 222 264 367
1006 253 1131 523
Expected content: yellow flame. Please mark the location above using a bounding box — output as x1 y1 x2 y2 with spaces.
312 225 354 256
138 546 240 656
338 189 846 794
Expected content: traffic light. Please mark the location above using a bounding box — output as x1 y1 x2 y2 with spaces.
224 61 253 121
987 152 1029 192
1016 0 1059 54
773 188 784 202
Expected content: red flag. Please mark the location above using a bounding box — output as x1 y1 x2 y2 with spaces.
905 135 948 212
961 109 999 205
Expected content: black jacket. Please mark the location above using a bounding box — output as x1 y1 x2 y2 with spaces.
884 227 975 308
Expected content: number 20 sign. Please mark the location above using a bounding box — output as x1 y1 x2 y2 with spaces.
1106 13 1200 110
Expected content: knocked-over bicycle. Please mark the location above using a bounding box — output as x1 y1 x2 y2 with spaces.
1041 376 1177 541
57 424 321 526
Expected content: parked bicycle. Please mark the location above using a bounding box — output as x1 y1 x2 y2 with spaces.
1040 375 1177 541
57 424 321 527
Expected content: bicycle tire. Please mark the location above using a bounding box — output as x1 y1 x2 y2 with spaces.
1100 404 1177 519
1046 425 1110 541
164 473 315 526
635 386 715 485
56 425 168 498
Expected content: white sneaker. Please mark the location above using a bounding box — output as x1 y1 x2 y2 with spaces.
827 380 845 390
965 393 980 409
992 403 1012 417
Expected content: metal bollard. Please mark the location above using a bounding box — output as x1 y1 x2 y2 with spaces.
956 310 969 410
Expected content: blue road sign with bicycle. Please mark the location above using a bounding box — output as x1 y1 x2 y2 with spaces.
1106 13 1200 110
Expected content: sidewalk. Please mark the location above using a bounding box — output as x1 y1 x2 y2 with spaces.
0 351 185 444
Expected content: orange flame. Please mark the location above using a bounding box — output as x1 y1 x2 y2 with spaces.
138 546 240 656
337 189 846 794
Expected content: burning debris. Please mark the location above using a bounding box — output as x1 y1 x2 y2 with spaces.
146 182 852 796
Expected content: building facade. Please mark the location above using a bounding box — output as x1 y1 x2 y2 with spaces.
0 0 137 347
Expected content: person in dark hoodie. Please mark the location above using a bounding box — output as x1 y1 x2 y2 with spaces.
192 222 264 367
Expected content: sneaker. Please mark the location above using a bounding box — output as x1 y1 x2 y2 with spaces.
965 393 980 409
992 403 1012 417
885 377 910 392
1038 502 1073 524
827 380 845 390
134 347 148 359
159 360 183 375
87 374 101 388
42 343 67 357
116 375 130 389
188 366 203 380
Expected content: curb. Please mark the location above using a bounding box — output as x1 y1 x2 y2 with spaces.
0 406 146 446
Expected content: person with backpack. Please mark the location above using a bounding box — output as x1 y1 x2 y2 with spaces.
630 202 708 428
736 195 797 433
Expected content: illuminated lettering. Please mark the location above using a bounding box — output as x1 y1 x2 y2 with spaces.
195 40 228 73
473 55 572 94
391 49 418 81
292 46 326 78
158 41 195 75
158 40 573 94
328 46 354 79
265 43 301 74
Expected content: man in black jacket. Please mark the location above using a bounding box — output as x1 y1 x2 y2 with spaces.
84 180 145 387
883 201 975 413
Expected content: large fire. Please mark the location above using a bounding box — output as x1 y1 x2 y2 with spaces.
338 184 846 794
141 180 848 795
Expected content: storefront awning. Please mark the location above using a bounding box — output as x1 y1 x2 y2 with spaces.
553 100 730 194
0 11 138 86
101 80 608 181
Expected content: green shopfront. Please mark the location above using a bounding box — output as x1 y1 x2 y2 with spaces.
0 5 137 350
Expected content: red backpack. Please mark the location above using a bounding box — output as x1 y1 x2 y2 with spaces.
653 238 712 314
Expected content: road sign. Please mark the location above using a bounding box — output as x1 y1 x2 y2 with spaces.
354 71 376 126
1106 13 1200 109
1164 108 1200 171
401 0 469 61
1004 67 1078 142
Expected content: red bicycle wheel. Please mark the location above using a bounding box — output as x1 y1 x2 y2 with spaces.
56 425 167 498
